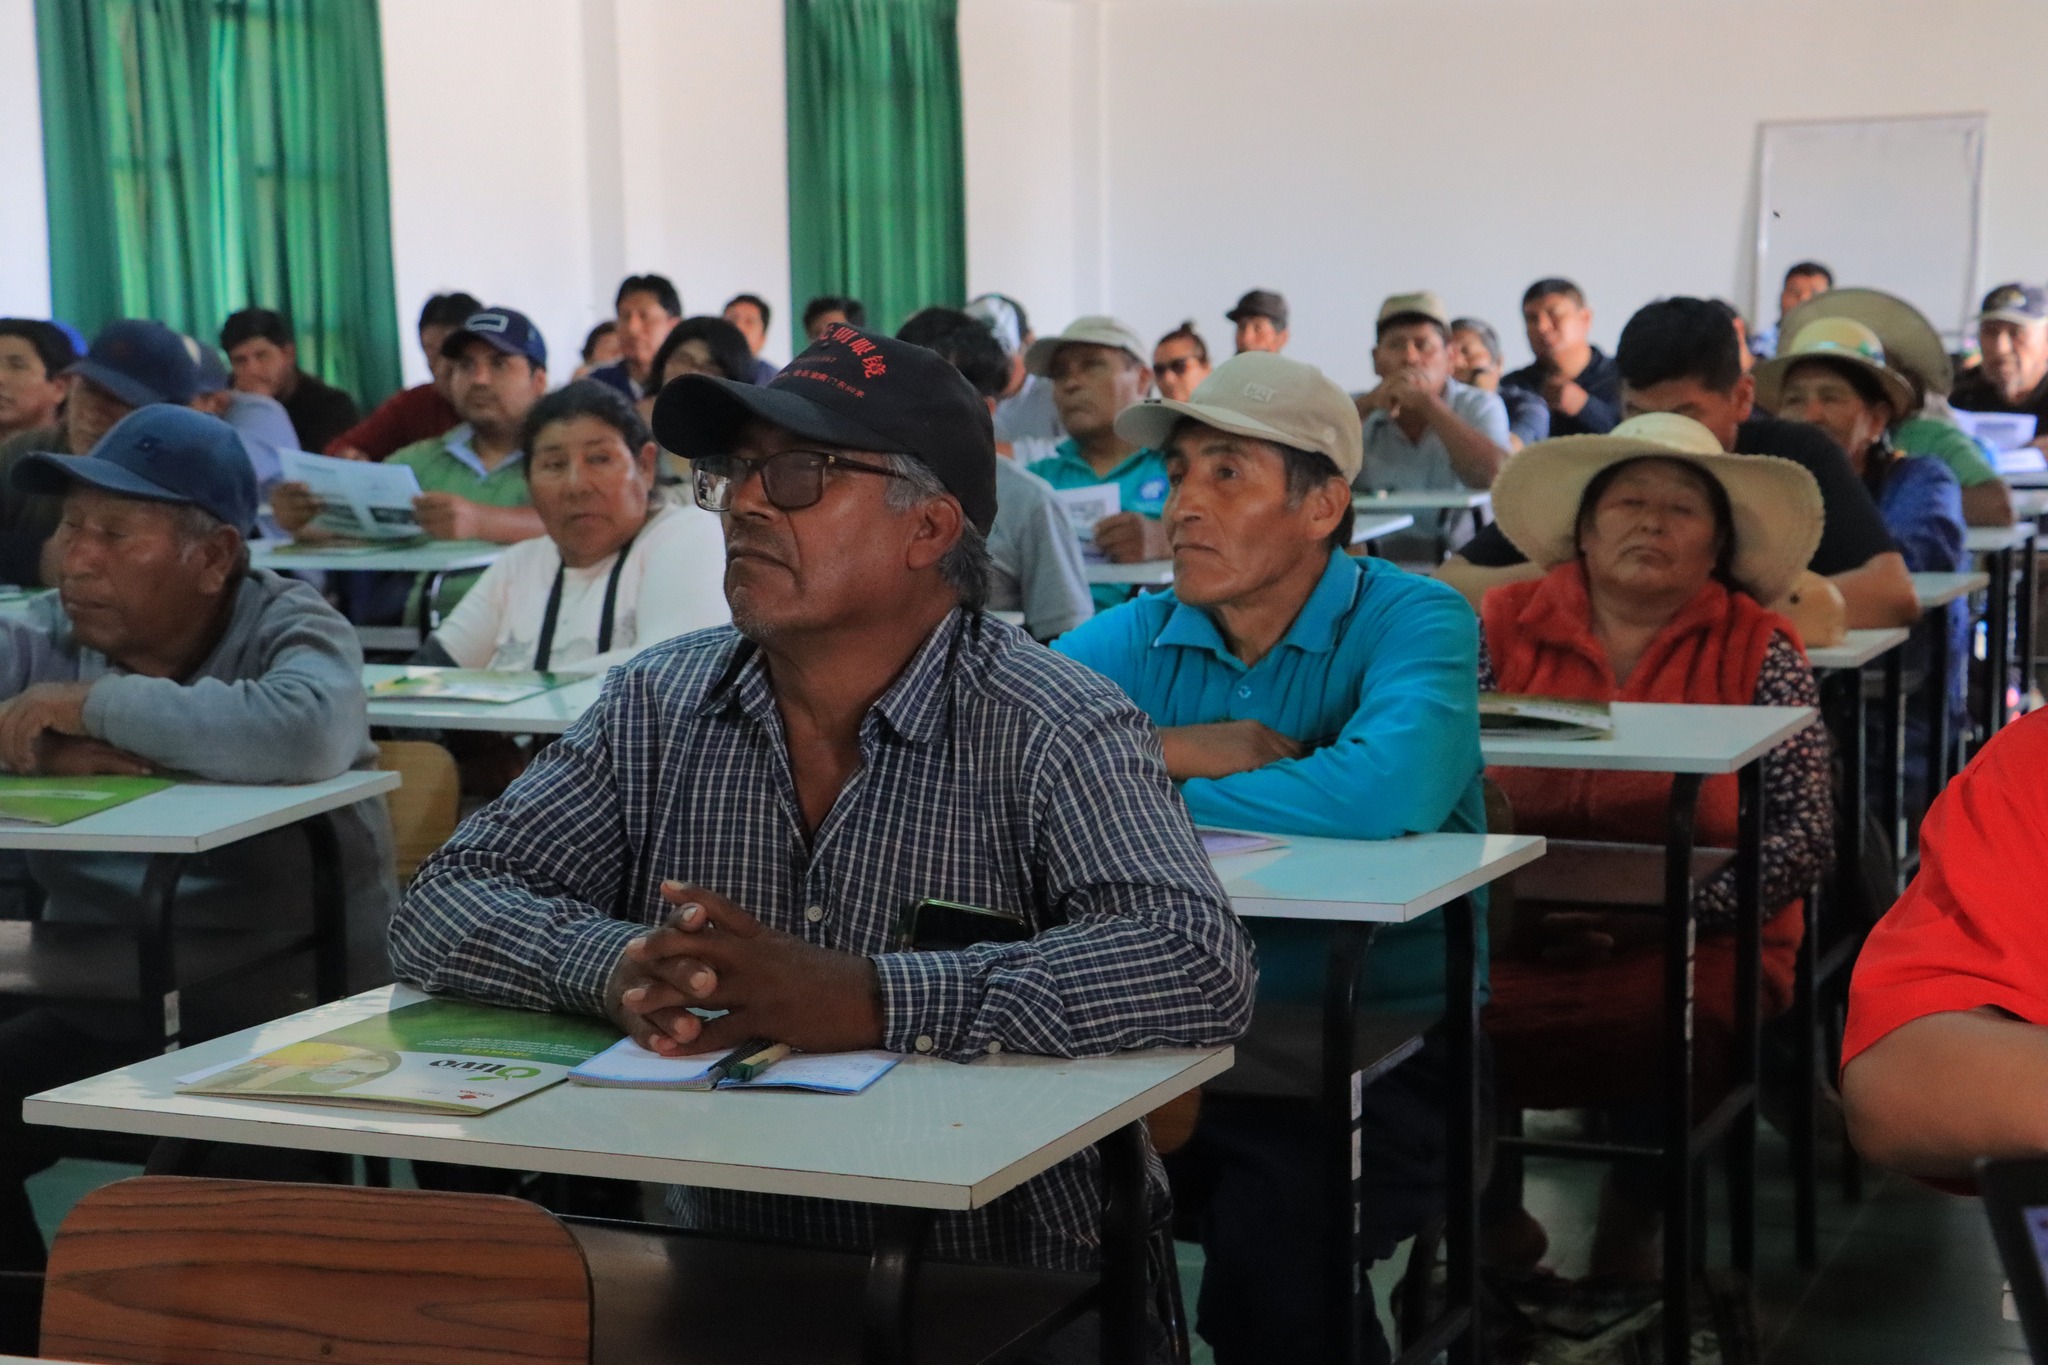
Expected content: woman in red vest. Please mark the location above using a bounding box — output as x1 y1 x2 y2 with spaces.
1477 412 1836 1282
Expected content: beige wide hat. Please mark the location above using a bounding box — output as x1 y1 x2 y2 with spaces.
1113 351 1364 482
1023 315 1148 377
1754 317 1917 418
1492 412 1824 604
1778 286 1952 399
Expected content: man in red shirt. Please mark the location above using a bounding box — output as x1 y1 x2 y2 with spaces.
324 292 478 461
1843 709 2048 1178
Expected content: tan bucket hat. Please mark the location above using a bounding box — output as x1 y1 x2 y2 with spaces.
1113 351 1363 482
1376 291 1451 332
1023 315 1148 377
1754 317 1916 418
1492 412 1824 604
1778 286 1952 398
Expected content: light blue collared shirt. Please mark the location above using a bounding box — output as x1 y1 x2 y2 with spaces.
441 423 524 480
1056 549 1488 1011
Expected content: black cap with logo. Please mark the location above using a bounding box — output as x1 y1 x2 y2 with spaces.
650 324 997 533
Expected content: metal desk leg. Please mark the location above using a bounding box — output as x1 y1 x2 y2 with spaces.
302 813 349 1002
862 1208 932 1365
1444 894 1480 1365
1989 546 2013 733
2023 527 2041 712
1728 760 1765 1279
1882 647 1905 881
1926 607 1952 810
135 854 189 1052
1323 922 1376 1365
1099 1121 1151 1365
1661 773 1705 1365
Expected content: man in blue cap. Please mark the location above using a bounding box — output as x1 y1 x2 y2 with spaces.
0 319 200 585
0 405 395 1311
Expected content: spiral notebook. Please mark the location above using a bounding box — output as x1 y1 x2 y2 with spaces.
568 1037 900 1093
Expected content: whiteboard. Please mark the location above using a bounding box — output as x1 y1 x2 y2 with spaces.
1753 114 1985 346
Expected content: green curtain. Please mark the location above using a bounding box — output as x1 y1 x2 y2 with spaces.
785 0 966 344
36 0 403 407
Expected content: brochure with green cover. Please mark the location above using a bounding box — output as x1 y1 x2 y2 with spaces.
0 775 174 826
365 667 566 705
176 999 622 1116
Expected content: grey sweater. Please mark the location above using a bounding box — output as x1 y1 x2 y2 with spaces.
0 568 397 998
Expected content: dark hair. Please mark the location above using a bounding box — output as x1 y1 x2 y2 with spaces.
1616 297 1743 394
1786 354 1890 412
1155 320 1209 365
803 295 867 330
0 319 80 378
649 315 756 388
219 308 292 352
580 320 618 362
1166 416 1353 550
418 292 483 331
516 378 654 467
724 293 772 329
897 307 1009 398
1522 277 1584 308
1449 317 1502 365
616 273 682 317
1785 260 1834 287
1376 312 1449 343
1574 455 1741 592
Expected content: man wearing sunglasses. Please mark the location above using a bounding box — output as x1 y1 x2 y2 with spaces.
390 325 1255 1307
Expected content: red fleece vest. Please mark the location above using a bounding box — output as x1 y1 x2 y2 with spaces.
1482 563 1797 849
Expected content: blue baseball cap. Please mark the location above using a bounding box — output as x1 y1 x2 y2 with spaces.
12 406 258 535
441 306 547 370
64 319 202 408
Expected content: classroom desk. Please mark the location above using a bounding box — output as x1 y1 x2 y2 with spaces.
0 770 399 1051
362 665 607 735
253 539 507 647
1214 830 1545 1365
1081 514 1418 587
1912 570 1991 793
1481 702 1816 1365
0 588 51 621
1966 524 2034 733
1806 629 1911 889
26 984 1230 1365
1353 490 1490 560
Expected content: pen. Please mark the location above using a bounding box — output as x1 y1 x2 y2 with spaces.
723 1042 792 1083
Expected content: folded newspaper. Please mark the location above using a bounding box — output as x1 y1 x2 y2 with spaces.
1478 694 1615 740
279 448 425 541
176 999 620 1115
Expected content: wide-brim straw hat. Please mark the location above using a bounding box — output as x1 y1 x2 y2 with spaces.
1777 286 1953 398
1492 412 1824 604
1754 317 1917 418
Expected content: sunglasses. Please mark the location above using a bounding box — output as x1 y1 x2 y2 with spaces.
692 448 908 514
1153 356 1202 379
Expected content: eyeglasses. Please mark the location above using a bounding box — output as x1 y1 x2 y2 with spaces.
1154 357 1202 379
692 448 908 513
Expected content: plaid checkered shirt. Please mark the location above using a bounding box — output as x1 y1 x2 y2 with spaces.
390 609 1256 1270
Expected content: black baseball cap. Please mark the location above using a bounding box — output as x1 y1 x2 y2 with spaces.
651 324 997 533
65 319 201 408
14 405 258 534
442 306 547 369
1226 289 1289 329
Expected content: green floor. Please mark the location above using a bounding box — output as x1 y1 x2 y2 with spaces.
29 1119 2028 1363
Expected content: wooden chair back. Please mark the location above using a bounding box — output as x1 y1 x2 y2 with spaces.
40 1176 592 1365
377 739 460 884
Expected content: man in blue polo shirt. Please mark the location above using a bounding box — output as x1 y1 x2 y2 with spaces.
1055 351 1485 1365
1024 315 1171 609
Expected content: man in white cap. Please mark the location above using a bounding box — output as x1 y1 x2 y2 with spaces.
1952 283 2048 458
1056 351 1485 1365
1024 316 1171 605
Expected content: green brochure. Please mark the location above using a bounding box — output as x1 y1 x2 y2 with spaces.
366 667 566 705
0 775 174 826
177 998 622 1116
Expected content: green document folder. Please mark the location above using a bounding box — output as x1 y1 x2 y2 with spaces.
0 775 174 826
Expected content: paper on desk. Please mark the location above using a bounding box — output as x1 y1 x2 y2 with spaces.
1054 485 1121 561
1197 828 1289 857
1953 409 2040 454
569 1037 899 1094
280 449 425 541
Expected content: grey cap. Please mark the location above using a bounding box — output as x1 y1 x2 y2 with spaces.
1023 315 1148 377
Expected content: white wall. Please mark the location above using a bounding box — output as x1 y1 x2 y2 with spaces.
1093 0 2048 390
0 0 52 319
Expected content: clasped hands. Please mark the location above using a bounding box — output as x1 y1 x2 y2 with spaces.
604 881 885 1057
0 682 151 776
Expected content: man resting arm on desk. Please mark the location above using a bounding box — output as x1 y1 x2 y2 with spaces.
390 328 1255 1276
1053 352 1485 1365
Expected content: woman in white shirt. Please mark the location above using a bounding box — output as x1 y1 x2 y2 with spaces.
423 380 729 675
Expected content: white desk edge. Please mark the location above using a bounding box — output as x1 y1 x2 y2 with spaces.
0 769 400 854
1222 833 1547 923
1480 704 1818 774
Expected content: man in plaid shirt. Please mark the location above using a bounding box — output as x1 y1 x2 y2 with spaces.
390 326 1255 1277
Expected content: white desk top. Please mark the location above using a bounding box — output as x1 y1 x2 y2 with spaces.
2005 470 2048 491
2012 488 2048 517
1084 559 1175 586
251 539 506 574
1353 489 1492 513
1966 523 2035 554
25 985 1232 1212
1911 570 1990 610
1806 627 1911 672
1350 511 1416 544
1481 701 1817 774
1217 831 1545 923
363 665 607 735
0 769 398 854
0 588 51 621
